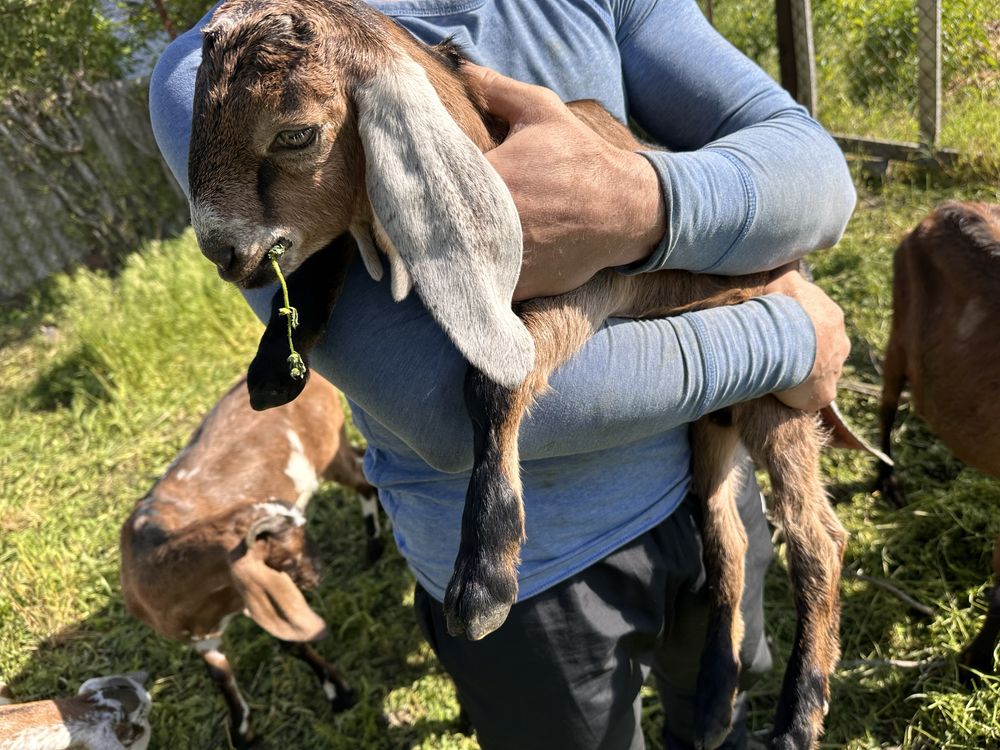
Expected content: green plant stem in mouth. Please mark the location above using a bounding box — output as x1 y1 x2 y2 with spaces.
267 242 306 380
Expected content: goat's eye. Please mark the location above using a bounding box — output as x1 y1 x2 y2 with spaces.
273 127 316 150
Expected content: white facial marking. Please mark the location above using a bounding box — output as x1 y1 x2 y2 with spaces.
189 201 245 241
254 502 307 527
284 430 319 509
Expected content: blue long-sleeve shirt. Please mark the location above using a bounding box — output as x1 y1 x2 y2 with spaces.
149 0 855 602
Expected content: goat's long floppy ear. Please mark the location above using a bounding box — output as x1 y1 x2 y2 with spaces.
354 54 534 389
230 513 327 643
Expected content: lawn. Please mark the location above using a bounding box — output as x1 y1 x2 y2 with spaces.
1 173 1000 748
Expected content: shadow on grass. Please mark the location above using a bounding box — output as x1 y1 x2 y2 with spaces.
4 485 469 750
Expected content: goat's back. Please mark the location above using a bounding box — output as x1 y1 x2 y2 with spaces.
888 201 1000 474
119 375 348 639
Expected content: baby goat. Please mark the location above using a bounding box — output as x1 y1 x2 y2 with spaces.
120 374 375 749
187 2 847 747
877 201 1000 679
0 674 151 750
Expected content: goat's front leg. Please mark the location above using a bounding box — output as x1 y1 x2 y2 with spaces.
196 640 260 750
443 367 526 640
247 234 357 411
875 324 907 507
280 641 357 712
689 413 747 750
444 273 628 640
738 399 847 750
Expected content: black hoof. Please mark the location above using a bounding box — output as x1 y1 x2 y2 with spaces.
457 705 474 736
959 647 997 687
365 537 386 565
247 353 309 410
771 668 826 750
230 730 266 750
443 558 517 640
329 685 357 713
770 730 815 750
875 466 906 508
694 647 740 749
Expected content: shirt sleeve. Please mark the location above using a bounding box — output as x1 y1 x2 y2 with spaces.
614 0 857 274
148 10 816 474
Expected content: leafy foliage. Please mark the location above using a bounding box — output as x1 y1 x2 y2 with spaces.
0 0 216 98
0 1 124 96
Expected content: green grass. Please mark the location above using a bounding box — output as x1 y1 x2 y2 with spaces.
1 178 1000 748
705 0 1000 178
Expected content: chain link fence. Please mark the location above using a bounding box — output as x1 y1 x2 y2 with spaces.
699 0 1000 171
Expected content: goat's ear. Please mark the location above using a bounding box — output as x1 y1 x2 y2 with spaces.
230 513 327 643
353 54 534 389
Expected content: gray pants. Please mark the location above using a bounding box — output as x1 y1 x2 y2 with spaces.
413 469 773 750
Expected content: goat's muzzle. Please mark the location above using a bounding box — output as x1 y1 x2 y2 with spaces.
198 233 283 288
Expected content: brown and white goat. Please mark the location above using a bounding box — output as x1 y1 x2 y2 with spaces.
0 674 151 750
186 2 848 747
120 374 375 749
877 200 1000 679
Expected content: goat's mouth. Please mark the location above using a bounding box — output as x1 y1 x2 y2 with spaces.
225 239 294 288
230 251 276 289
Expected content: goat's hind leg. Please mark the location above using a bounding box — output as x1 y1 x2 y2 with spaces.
444 274 626 640
739 399 847 750
959 533 1000 683
690 412 748 750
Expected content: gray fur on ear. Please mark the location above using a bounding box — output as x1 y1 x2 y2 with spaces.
354 54 534 389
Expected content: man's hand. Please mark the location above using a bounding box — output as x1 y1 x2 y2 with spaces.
464 63 666 302
766 265 850 412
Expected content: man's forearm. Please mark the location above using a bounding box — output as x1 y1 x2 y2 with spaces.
619 0 856 276
244 264 816 473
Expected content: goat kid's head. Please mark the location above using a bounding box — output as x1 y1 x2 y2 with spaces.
77 673 152 749
188 0 534 389
229 501 327 643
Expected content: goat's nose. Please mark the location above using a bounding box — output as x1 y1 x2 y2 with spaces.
198 233 238 271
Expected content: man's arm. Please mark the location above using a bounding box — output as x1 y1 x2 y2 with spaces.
474 0 856 289
617 0 856 274
149 9 831 474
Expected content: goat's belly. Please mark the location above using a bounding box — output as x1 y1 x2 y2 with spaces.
912 377 1000 478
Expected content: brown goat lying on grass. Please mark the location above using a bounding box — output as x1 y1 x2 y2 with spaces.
186 2 850 747
120 374 375 750
0 674 151 750
877 200 1000 680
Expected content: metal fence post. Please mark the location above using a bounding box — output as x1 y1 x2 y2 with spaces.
916 0 942 149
